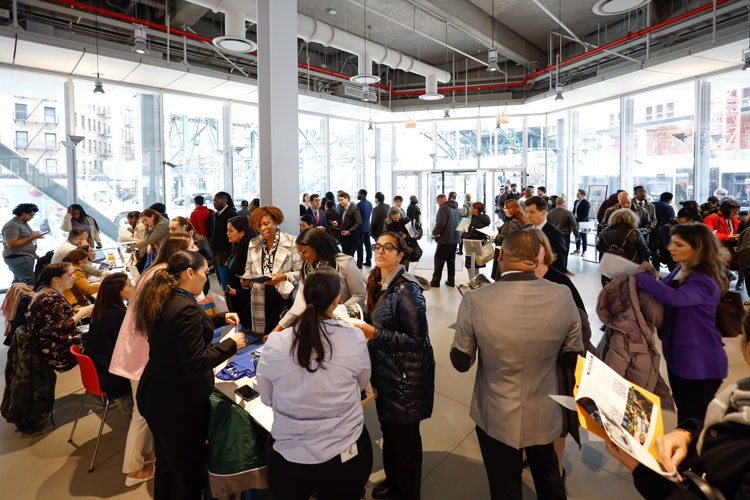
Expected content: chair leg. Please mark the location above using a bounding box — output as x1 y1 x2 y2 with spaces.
68 390 88 443
89 397 109 473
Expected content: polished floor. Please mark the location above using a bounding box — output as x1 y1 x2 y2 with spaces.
1 240 749 500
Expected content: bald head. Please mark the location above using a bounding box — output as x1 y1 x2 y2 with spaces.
499 231 540 273
617 191 631 208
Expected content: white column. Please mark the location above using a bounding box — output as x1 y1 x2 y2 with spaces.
257 0 299 232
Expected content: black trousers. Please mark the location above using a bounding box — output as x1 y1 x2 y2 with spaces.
357 231 372 265
668 369 722 422
575 231 588 252
381 420 423 500
475 425 565 500
341 232 360 257
269 426 373 500
264 285 292 334
432 243 457 284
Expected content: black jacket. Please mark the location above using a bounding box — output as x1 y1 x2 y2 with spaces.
84 307 131 398
370 203 390 241
572 198 591 222
137 293 237 421
464 213 491 241
433 200 460 244
368 268 435 424
212 206 237 254
597 224 651 264
542 221 568 273
227 236 252 330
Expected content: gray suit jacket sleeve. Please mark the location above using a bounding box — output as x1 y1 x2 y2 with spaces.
561 292 584 354
451 294 477 372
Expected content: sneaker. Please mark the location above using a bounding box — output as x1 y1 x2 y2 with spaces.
570 250 580 255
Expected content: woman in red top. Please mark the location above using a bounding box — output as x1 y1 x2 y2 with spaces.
703 199 741 278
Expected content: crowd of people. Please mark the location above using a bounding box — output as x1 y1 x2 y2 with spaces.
1 182 749 500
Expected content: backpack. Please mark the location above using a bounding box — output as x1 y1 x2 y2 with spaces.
600 229 637 261
33 251 53 285
205 209 216 241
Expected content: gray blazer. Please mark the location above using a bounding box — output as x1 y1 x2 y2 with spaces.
451 272 582 448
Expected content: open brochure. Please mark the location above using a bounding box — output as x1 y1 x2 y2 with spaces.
597 252 640 279
456 217 471 233
476 225 496 238
568 352 677 480
457 273 493 296
332 303 364 327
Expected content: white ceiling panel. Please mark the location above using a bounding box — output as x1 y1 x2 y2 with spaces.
202 79 256 100
166 71 225 94
608 69 684 88
693 40 749 63
235 90 259 103
71 52 140 81
15 39 82 73
122 63 185 88
646 56 735 77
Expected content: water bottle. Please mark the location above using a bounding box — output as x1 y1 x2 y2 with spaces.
107 251 115 267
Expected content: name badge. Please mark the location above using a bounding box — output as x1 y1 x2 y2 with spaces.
340 442 358 463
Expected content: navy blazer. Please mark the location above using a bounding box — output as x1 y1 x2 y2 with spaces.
307 207 328 227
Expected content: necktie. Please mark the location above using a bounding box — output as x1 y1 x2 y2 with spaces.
315 210 319 225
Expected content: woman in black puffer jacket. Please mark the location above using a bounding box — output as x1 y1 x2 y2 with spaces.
354 231 435 500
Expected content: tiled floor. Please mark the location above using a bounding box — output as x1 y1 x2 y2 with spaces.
2 240 749 499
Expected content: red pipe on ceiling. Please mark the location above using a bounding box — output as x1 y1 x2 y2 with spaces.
47 0 732 97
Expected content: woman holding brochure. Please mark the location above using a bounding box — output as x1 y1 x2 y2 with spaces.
256 267 372 500
635 223 728 422
461 202 491 279
135 251 245 500
242 206 302 335
608 310 750 500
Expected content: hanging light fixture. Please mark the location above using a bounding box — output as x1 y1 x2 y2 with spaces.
93 1 104 94
132 25 149 55
487 0 500 72
368 119 374 131
553 1 563 100
351 2 380 85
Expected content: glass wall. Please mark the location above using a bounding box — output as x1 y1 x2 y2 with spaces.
163 93 227 218
435 119 479 170
571 100 620 200
393 121 434 171
298 113 328 197
376 124 393 198
628 82 695 204
329 117 362 194
231 102 260 203
706 72 750 207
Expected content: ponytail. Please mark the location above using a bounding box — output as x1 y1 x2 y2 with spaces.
290 267 340 372
134 250 206 335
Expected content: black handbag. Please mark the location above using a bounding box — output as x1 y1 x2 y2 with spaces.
715 291 744 338
680 470 726 500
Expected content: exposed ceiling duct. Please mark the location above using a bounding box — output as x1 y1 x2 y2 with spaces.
184 0 451 98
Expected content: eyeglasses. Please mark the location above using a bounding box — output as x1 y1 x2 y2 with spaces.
373 242 398 253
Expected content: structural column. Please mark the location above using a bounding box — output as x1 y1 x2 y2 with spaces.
257 0 300 231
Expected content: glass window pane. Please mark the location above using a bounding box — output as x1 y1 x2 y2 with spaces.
394 121 434 172
329 117 362 194
573 100 620 200
14 103 27 120
630 82 695 203
44 133 56 150
298 113 328 195
163 94 227 218
707 72 750 207
231 102 259 203
44 106 56 123
15 131 28 148
376 125 392 198
435 119 479 170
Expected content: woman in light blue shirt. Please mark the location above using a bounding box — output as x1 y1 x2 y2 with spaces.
256 267 372 500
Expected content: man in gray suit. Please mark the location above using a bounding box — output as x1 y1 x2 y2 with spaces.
451 230 582 500
430 193 460 287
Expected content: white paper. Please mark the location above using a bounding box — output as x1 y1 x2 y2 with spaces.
548 395 577 411
213 327 237 374
493 219 505 228
476 225 496 237
597 252 640 279
456 217 471 233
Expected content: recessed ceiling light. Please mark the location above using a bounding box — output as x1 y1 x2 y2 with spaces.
327 8 337 15
592 0 650 16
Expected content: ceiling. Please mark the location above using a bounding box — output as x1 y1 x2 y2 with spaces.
0 0 748 109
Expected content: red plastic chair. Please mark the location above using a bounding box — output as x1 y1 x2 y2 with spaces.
68 345 111 473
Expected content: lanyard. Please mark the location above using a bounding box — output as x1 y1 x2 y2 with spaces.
175 288 196 301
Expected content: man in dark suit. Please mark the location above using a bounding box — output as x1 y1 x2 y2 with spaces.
356 189 373 268
525 196 569 275
370 192 390 242
571 189 591 256
211 191 237 272
337 191 362 257
306 193 327 227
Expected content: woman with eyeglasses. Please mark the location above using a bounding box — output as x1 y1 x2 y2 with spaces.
353 232 435 500
273 228 364 332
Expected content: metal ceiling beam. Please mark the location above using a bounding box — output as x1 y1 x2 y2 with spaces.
171 0 209 27
404 0 547 68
